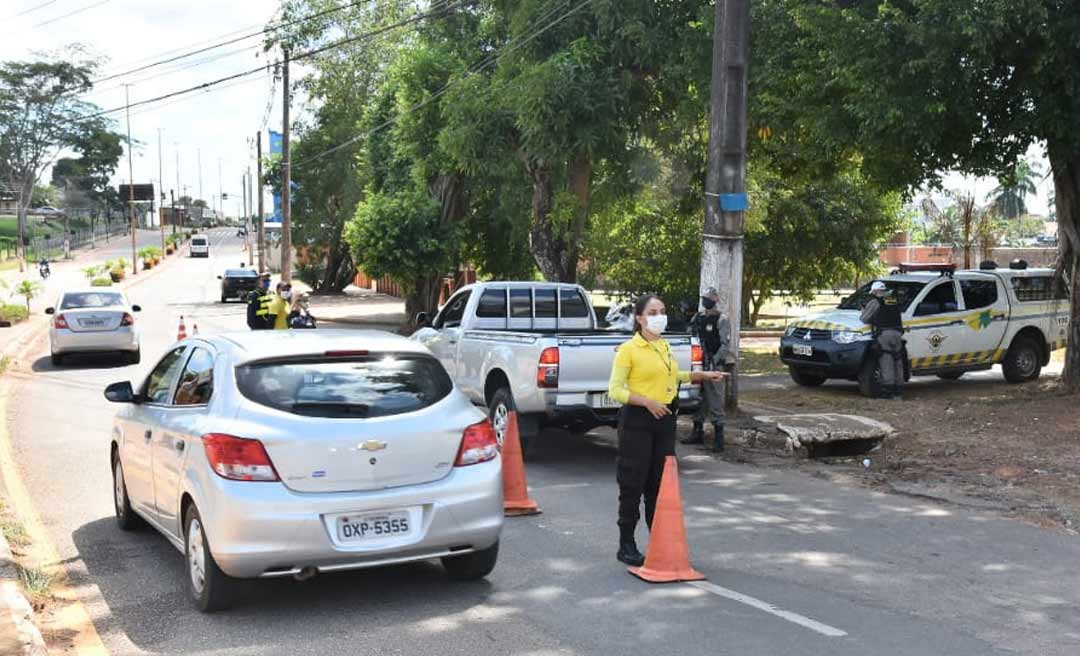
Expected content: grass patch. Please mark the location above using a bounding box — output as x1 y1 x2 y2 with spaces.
16 564 55 600
0 216 59 241
0 356 10 376
1 304 28 323
1 515 30 548
739 348 786 377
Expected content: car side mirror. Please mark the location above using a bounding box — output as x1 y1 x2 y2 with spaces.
45 307 55 315
415 312 430 327
104 381 139 404
132 305 142 312
217 275 223 279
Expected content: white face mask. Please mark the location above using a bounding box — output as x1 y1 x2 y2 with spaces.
281 291 293 300
645 314 668 335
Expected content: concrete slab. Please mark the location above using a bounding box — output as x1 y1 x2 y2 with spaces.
751 413 895 456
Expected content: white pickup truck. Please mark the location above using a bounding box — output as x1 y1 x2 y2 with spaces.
779 263 1070 396
412 282 703 447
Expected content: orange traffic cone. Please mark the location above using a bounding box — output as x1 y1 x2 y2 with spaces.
628 456 705 583
177 315 187 341
502 412 541 516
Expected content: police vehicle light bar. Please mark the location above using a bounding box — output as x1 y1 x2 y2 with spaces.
896 262 956 276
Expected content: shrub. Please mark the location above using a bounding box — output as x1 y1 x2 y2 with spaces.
91 277 113 287
0 303 28 323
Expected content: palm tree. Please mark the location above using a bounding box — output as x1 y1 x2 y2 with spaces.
14 279 41 313
990 159 1042 220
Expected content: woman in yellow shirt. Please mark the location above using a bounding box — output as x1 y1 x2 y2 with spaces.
267 282 293 330
608 294 727 566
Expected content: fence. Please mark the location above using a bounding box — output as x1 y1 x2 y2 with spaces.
23 222 131 263
880 244 1060 269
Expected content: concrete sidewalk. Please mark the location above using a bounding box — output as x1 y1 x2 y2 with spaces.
289 284 407 331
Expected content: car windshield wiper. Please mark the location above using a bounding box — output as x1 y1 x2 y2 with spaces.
289 401 371 417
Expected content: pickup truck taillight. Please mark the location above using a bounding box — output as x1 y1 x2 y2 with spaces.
537 347 560 388
691 345 704 373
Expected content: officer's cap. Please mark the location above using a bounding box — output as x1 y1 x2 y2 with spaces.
702 287 719 301
870 281 887 293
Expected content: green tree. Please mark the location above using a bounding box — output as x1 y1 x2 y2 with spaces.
753 0 1080 390
13 279 41 312
50 122 124 210
990 159 1041 221
0 49 102 258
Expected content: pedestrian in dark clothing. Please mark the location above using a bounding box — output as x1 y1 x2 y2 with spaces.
607 294 728 566
683 287 732 452
860 281 905 399
246 272 274 330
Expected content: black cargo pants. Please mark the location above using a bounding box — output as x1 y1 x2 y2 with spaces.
616 405 677 533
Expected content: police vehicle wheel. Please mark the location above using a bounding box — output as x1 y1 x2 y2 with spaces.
937 371 964 380
1002 337 1041 384
788 367 826 387
857 357 883 398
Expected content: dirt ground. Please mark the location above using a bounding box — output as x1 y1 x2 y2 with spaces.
738 369 1080 531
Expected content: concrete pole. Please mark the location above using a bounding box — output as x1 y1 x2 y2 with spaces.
281 49 293 282
256 131 266 272
700 0 750 411
125 85 138 275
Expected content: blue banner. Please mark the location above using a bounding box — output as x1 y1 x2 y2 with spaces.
269 130 284 224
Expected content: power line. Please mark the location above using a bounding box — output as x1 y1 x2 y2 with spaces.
5 0 60 20
72 1 461 124
92 0 378 85
30 0 109 29
296 0 593 167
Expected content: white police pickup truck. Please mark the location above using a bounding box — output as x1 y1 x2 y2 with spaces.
412 282 703 447
779 263 1069 396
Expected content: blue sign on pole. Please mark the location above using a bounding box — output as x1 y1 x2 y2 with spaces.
268 130 284 224
720 193 750 212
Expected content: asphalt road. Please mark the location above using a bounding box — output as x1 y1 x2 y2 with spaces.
2 232 1079 655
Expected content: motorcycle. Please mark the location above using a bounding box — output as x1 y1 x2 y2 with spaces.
38 262 50 279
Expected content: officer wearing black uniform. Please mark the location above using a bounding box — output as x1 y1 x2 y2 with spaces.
246 272 275 330
860 281 904 399
683 287 731 451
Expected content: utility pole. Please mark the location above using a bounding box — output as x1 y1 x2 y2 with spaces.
158 128 165 253
217 157 223 223
246 166 254 266
174 143 180 236
197 148 203 202
281 49 293 282
701 0 750 411
170 189 176 240
256 131 266 272
124 84 138 275
242 173 252 264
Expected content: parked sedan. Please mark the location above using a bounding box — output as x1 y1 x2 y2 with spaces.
105 330 503 612
218 268 259 302
47 289 142 366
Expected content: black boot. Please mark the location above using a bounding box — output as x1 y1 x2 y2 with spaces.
616 526 645 567
681 422 705 445
712 423 725 453
890 386 903 401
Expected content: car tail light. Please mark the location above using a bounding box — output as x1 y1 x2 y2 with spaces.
201 433 280 482
455 420 499 467
691 344 704 372
121 313 135 326
54 314 69 329
537 347 560 388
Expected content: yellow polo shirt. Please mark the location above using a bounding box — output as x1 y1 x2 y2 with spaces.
268 295 290 330
608 333 692 405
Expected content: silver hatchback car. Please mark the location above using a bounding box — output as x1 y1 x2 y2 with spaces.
47 289 142 366
105 330 503 612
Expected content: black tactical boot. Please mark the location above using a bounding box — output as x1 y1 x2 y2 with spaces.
681 422 705 445
890 386 903 401
616 526 645 566
712 423 725 453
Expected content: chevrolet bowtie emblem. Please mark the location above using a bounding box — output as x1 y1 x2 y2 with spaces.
360 440 387 452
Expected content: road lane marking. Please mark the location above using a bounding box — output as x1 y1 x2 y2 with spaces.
0 381 109 655
688 580 848 637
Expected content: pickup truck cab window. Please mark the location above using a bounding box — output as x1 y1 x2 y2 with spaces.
914 280 959 316
476 288 507 318
436 291 472 328
960 279 998 310
1011 275 1068 302
535 288 557 318
510 289 532 318
560 289 590 318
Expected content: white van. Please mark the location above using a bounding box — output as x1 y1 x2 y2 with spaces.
190 234 210 258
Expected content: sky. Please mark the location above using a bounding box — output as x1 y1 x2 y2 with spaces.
1 0 1057 221
1 0 284 217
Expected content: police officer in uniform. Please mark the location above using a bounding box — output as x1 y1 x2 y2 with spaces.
246 272 275 330
860 281 904 399
683 287 731 451
608 294 727 566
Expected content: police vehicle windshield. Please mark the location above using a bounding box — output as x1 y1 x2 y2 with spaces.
839 281 925 312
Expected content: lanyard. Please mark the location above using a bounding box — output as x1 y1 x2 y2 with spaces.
647 341 672 376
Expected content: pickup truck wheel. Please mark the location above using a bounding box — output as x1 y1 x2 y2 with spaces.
488 387 515 449
1003 337 1042 383
857 356 883 398
789 367 826 387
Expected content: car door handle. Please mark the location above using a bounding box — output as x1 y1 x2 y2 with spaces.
144 429 152 441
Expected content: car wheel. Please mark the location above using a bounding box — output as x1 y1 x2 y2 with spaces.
220 293 227 303
51 353 63 367
937 371 964 380
788 366 827 387
112 453 144 531
184 505 235 612
442 541 499 581
488 387 515 450
857 356 883 398
1003 337 1042 384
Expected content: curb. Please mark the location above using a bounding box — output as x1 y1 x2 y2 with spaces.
0 531 47 656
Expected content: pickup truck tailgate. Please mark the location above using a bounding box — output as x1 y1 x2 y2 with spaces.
556 333 697 394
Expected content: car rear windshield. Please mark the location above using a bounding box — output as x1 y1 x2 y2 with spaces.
225 269 257 278
192 238 208 245
839 281 926 312
60 292 125 309
235 354 453 419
